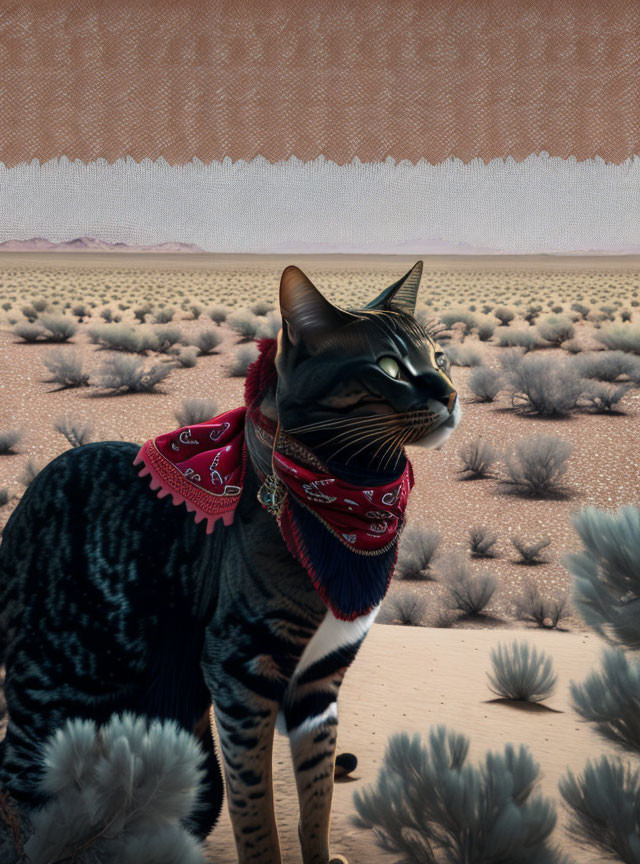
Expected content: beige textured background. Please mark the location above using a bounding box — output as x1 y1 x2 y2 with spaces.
1 0 639 167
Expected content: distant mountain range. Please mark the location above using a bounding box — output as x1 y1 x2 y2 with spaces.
0 237 204 253
1 236 638 256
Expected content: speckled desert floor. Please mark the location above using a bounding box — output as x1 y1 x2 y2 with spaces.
0 252 639 862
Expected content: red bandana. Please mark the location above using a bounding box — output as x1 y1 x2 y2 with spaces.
133 338 415 620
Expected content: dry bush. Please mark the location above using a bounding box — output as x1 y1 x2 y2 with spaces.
488 640 557 703
476 319 496 341
89 323 159 354
444 344 483 367
227 344 259 377
175 397 218 427
93 354 175 393
572 350 640 382
458 438 499 478
494 306 515 326
208 305 228 325
14 322 46 342
468 367 502 402
536 315 575 345
54 416 93 448
20 457 41 487
440 555 498 617
511 535 552 564
250 300 275 316
595 324 640 354
227 310 260 341
513 579 568 629
501 436 572 498
153 326 183 354
497 329 538 351
153 307 175 324
468 525 498 557
378 590 428 626
0 430 22 454
579 381 632 413
395 524 441 579
43 349 90 388
0 488 9 506
190 329 223 355
503 354 584 416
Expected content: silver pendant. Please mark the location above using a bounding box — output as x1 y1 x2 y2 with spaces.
257 472 287 518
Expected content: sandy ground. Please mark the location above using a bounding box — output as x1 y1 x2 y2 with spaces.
0 252 639 861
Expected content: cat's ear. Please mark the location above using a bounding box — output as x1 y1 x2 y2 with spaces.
365 260 423 316
279 265 354 352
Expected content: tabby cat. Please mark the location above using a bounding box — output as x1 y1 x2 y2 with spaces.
0 262 460 863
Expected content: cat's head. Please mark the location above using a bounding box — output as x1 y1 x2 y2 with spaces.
273 262 461 482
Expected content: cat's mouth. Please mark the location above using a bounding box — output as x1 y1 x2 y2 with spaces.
409 397 462 450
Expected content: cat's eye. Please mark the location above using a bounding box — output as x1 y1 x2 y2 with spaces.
435 352 448 369
378 356 402 379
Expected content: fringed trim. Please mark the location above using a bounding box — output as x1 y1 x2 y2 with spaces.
133 439 247 534
244 337 278 421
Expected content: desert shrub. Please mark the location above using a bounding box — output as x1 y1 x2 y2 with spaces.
514 580 568 629
559 505 640 862
497 329 538 352
561 339 584 354
208 305 228 325
511 535 552 564
20 457 41 487
441 555 497 617
190 329 223 355
173 347 199 368
89 324 159 354
502 435 571 498
227 344 259 377
22 712 206 864
595 324 640 354
100 307 114 322
175 397 218 427
395 524 441 579
439 309 477 335
476 319 495 341
21 304 38 322
458 438 499 478
71 303 90 320
571 302 590 320
559 756 640 864
14 322 46 342
227 310 259 341
0 487 8 506
0 429 22 454
93 354 174 393
37 314 78 342
43 348 90 388
154 307 175 324
503 354 583 416
256 310 283 339
494 306 515 326
190 304 203 319
579 381 631 412
621 309 632 322
134 304 152 323
468 525 498 557
378 591 428 626
468 367 502 402
54 415 93 448
488 640 557 703
524 303 544 324
443 344 483 367
153 326 183 354
573 350 640 382
250 300 274 316
566 505 640 651
352 726 568 864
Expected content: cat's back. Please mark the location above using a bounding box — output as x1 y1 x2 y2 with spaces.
0 440 220 663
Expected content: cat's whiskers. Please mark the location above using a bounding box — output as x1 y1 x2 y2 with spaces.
284 408 435 435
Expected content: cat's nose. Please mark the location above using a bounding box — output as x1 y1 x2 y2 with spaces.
435 392 457 414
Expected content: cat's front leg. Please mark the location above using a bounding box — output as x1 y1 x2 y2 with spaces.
288 693 342 864
203 631 284 864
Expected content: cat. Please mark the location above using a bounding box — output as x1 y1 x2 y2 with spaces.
0 261 460 863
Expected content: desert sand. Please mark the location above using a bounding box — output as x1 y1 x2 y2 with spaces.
0 252 639 861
